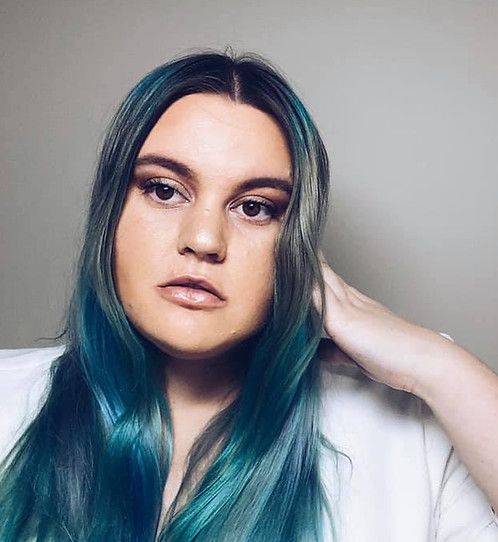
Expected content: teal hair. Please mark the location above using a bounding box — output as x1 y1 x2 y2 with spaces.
0 47 350 541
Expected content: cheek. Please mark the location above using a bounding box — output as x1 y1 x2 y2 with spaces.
112 206 166 303
114 215 139 294
232 235 276 312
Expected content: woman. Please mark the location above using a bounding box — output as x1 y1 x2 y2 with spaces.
0 48 496 541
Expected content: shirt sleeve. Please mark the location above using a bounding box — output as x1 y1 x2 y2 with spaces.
434 443 498 540
427 332 498 540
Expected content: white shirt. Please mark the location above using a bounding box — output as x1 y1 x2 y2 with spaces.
0 344 497 541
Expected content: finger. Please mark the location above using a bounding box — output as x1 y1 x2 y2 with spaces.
320 260 348 303
333 272 360 305
311 283 323 313
332 271 376 306
348 285 376 305
312 277 342 317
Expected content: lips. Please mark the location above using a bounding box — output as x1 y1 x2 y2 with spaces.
161 275 225 301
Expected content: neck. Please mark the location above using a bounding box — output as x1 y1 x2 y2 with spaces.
163 340 254 410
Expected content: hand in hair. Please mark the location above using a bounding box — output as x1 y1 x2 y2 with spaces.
312 249 460 395
312 249 498 513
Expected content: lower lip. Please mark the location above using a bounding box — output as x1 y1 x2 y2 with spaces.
157 285 226 309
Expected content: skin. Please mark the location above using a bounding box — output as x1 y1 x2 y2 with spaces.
114 93 292 407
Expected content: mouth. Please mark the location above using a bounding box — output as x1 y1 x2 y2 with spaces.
157 284 226 309
160 275 226 301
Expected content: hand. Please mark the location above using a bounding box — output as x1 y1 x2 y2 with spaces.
312 250 459 395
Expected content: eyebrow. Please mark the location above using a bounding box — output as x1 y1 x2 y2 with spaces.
134 154 293 196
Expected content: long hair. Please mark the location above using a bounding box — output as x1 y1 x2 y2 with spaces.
0 47 349 541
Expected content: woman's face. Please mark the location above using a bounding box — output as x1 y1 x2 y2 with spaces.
113 93 292 361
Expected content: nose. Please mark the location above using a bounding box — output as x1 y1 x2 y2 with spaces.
177 204 227 263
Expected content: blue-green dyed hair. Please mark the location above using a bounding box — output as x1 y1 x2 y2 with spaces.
0 47 349 541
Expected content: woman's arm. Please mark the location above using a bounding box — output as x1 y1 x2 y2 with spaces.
314 251 498 513
412 343 498 513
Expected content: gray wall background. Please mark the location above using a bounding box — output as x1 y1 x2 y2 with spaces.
1 0 497 372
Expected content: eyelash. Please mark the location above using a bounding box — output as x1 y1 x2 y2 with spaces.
139 178 279 223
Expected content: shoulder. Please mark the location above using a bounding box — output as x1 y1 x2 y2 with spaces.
318 358 498 539
0 344 66 370
318 355 464 475
0 344 66 460
318 359 424 449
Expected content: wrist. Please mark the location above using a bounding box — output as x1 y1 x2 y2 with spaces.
412 341 481 406
413 348 482 410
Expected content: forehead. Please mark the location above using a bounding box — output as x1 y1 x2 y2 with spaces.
138 93 292 180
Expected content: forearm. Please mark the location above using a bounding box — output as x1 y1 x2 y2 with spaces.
414 344 498 512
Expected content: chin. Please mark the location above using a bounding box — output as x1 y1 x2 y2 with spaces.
128 311 267 361
143 331 242 361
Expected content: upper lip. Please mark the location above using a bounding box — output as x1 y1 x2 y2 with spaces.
161 274 226 300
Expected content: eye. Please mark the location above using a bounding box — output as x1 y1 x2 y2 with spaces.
139 178 279 224
140 178 185 203
234 199 278 223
